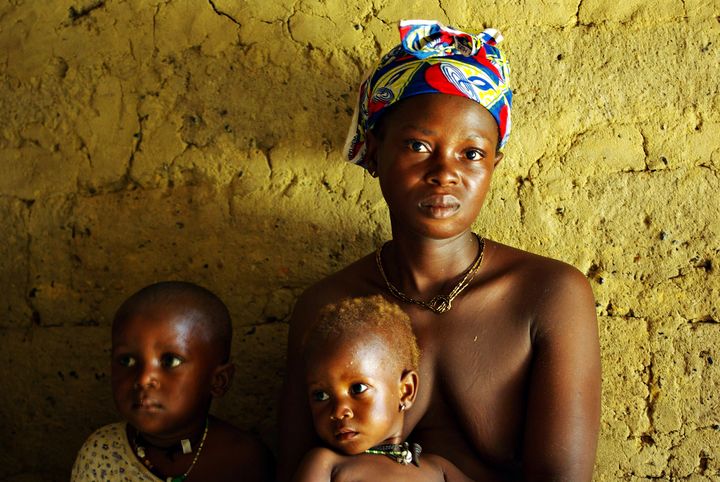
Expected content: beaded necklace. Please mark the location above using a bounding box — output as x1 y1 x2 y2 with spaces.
376 233 485 314
364 441 422 466
132 419 209 482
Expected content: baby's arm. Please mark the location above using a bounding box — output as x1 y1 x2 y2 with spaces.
291 447 339 482
423 453 476 482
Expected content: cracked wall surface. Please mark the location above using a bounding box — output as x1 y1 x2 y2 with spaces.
0 0 718 480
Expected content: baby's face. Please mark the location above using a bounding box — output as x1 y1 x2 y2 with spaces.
111 307 219 440
305 336 405 454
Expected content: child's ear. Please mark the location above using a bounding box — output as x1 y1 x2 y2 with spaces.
398 369 419 412
210 362 235 398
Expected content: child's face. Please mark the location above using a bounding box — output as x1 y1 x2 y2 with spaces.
111 307 220 440
305 335 407 455
369 93 503 239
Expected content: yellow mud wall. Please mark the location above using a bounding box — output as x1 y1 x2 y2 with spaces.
0 0 718 480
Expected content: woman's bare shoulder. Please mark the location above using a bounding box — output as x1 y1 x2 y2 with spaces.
486 239 589 284
294 251 379 314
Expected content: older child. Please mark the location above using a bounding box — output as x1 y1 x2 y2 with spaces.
71 281 273 482
293 295 471 482
280 20 601 481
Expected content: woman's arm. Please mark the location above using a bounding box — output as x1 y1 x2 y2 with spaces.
521 265 601 480
278 289 325 482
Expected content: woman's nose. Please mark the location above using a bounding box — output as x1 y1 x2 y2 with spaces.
425 150 459 186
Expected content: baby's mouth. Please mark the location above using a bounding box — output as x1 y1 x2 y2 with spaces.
334 426 359 441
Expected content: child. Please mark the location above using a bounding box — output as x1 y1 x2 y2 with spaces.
292 295 472 482
280 19 600 481
71 281 273 482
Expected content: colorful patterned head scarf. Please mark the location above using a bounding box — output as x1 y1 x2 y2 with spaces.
344 19 512 170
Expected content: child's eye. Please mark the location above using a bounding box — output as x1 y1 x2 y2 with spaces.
311 390 330 402
350 383 368 395
407 140 429 153
117 355 136 367
160 354 183 368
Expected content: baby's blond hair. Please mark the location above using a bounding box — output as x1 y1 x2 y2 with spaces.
304 295 420 371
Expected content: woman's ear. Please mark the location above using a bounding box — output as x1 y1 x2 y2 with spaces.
210 362 235 398
398 369 419 411
366 130 379 177
493 150 504 168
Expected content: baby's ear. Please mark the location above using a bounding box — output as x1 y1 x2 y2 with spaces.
210 362 235 398
493 150 504 168
398 369 419 411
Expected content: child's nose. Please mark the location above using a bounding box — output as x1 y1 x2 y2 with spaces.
330 402 353 420
133 363 158 389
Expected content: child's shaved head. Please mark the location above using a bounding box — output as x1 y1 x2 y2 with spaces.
113 281 232 362
304 295 419 372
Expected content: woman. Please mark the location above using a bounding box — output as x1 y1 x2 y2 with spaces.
279 20 601 481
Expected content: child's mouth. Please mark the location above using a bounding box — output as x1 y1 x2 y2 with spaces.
133 398 162 411
334 428 359 441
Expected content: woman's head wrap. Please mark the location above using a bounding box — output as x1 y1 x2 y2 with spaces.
344 19 512 170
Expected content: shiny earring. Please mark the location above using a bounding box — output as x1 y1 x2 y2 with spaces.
399 403 406 412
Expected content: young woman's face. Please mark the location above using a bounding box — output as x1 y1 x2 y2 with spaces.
111 308 219 441
369 93 503 240
305 336 406 454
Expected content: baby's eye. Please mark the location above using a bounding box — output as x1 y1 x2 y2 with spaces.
465 149 485 161
117 355 136 368
311 390 330 402
350 383 368 395
407 140 429 153
160 354 183 368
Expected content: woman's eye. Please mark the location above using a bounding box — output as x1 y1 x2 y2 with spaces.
161 354 183 368
465 149 484 161
118 355 136 368
408 140 429 153
311 391 330 402
350 383 368 395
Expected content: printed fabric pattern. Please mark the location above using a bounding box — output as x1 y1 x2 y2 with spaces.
344 19 513 169
71 422 159 482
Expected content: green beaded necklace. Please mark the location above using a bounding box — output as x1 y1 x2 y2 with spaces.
364 441 422 466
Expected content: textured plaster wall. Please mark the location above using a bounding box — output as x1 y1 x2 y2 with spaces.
0 0 718 480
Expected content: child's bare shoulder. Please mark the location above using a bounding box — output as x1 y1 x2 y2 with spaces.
422 453 474 482
292 447 343 481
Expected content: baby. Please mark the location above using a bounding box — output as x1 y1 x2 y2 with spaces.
292 295 472 482
71 281 273 482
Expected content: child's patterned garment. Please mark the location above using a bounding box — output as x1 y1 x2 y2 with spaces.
71 422 159 481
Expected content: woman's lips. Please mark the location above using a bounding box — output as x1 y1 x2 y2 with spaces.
418 194 461 218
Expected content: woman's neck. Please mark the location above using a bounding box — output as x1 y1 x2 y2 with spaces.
383 230 481 295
